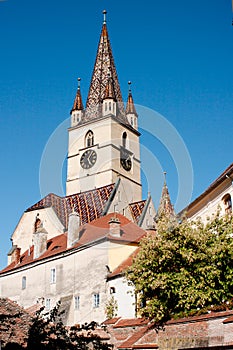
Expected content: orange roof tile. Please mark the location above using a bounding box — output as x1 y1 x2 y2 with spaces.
1 213 146 274
118 326 149 349
113 318 148 328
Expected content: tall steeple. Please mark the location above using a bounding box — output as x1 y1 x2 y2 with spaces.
85 10 125 120
157 172 176 219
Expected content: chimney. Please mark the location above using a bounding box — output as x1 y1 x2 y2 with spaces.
8 246 21 265
109 216 121 237
33 217 48 259
67 211 80 248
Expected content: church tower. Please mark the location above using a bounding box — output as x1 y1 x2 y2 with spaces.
67 11 142 203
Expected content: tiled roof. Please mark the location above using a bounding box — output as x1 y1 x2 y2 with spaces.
0 298 32 347
112 318 148 328
85 21 125 120
1 213 146 274
118 326 150 349
129 200 146 223
71 82 84 112
26 184 115 229
103 317 121 325
180 162 233 215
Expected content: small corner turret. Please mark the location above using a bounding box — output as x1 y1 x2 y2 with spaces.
126 81 138 130
70 78 84 127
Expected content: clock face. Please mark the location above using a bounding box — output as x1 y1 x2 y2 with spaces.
80 149 97 169
120 148 132 171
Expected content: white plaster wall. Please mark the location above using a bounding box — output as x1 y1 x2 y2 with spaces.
0 241 110 325
11 208 65 255
66 116 142 202
187 180 233 224
109 276 135 318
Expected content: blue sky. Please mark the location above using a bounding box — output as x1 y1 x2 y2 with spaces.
0 0 232 269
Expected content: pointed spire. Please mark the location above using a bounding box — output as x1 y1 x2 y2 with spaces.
85 10 124 119
157 172 176 219
70 78 84 113
126 81 138 116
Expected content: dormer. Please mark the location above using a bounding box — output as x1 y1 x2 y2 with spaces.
102 75 117 117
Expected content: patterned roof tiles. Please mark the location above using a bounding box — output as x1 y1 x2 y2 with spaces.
85 22 125 120
26 184 115 229
129 200 146 223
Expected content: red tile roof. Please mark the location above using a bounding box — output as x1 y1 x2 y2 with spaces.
103 317 121 325
132 344 158 349
0 298 32 347
26 184 115 228
166 309 233 325
1 213 146 274
112 318 148 328
181 163 233 215
129 200 146 223
118 326 149 349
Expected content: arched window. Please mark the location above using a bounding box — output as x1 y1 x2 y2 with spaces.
85 130 94 148
222 193 232 214
122 132 127 148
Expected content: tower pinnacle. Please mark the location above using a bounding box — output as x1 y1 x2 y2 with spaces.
157 172 176 220
103 9 107 24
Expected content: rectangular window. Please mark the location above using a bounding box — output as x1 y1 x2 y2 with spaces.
45 298 51 310
22 276 26 290
50 268 56 284
93 293 100 308
74 295 80 310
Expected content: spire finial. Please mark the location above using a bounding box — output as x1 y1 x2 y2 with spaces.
103 10 107 24
128 81 132 93
77 77 81 90
163 171 167 184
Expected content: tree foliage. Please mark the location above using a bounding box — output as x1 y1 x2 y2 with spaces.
126 213 233 325
26 301 112 350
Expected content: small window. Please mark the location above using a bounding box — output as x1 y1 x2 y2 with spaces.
131 117 134 126
109 101 111 111
110 287 116 294
50 268 56 284
85 130 94 148
74 295 80 310
105 102 107 111
22 276 26 290
122 132 127 148
46 298 51 310
222 193 232 214
93 293 100 308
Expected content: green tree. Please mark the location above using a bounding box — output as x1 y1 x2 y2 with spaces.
126 213 233 326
